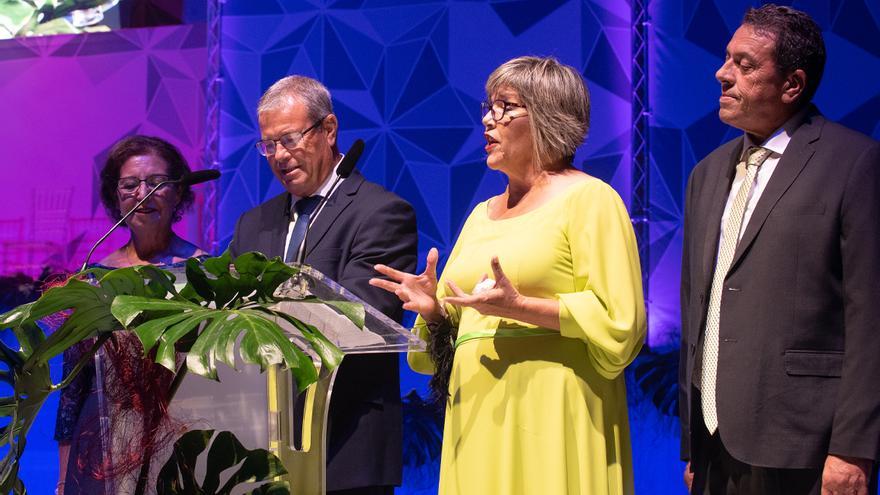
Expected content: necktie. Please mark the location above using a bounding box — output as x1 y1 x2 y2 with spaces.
284 196 321 263
701 146 771 434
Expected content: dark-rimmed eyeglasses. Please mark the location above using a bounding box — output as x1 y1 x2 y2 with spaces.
481 100 527 122
117 175 173 194
255 116 326 157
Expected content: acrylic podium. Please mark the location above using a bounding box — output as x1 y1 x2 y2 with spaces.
169 264 425 495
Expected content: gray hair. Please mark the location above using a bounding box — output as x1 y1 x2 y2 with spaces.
257 75 333 121
486 56 590 170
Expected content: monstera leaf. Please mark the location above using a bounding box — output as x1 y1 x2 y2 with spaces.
0 251 358 494
109 251 347 389
0 266 156 494
156 429 289 495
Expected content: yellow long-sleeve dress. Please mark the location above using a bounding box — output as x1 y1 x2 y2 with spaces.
409 177 646 495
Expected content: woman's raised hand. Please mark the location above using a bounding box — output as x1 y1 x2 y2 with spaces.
371 247 444 323
444 256 523 319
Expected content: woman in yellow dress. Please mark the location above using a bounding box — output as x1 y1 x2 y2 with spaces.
371 56 646 495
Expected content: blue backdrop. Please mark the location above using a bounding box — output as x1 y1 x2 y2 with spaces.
217 3 636 489
215 1 880 492
3 0 878 493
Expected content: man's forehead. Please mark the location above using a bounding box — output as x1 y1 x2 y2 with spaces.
730 24 776 52
258 101 309 129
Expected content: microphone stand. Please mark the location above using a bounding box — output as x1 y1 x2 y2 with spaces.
79 178 182 272
286 139 364 297
293 173 344 266
294 139 363 266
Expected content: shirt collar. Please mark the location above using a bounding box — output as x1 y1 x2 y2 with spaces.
290 153 344 205
742 107 810 159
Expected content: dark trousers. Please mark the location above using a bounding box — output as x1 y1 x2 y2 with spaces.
690 387 879 495
694 424 821 495
327 486 394 495
690 387 823 495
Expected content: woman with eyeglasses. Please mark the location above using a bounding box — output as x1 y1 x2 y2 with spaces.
54 135 207 494
372 56 646 494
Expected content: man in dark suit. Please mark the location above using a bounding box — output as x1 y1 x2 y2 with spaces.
229 75 418 495
679 5 880 494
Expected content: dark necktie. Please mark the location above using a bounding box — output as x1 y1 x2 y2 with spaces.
284 196 321 263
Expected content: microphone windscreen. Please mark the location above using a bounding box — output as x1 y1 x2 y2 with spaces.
338 139 364 178
181 169 221 186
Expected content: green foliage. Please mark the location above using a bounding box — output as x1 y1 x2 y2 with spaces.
156 430 289 495
0 267 150 494
0 251 357 494
109 251 347 389
0 0 119 39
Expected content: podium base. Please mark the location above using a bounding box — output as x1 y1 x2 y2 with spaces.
269 360 340 495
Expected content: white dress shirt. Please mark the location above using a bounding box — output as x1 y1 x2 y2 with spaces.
282 154 345 261
696 111 808 389
716 111 807 251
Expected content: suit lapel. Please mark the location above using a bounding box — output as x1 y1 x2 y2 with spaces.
728 115 822 272
700 141 743 295
259 192 292 259
303 171 364 257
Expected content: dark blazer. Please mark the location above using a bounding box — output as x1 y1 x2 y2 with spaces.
229 169 418 490
679 109 880 474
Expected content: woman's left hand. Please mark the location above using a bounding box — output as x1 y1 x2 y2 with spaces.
444 256 523 319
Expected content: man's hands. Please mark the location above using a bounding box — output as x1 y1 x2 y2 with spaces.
822 454 872 495
684 461 694 492
682 455 873 494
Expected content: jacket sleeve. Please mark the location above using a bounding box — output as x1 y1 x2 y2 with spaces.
338 194 418 323
828 142 880 462
679 170 697 461
227 213 244 258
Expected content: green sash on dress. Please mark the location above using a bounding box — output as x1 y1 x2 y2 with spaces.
454 327 557 349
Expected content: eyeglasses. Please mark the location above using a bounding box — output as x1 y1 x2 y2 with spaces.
255 116 326 157
481 100 527 122
117 174 173 193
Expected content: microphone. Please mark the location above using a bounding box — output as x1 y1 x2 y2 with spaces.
337 139 363 179
294 139 365 265
79 169 221 272
180 169 221 186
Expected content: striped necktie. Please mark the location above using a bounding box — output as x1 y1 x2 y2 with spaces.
701 146 771 434
284 196 321 263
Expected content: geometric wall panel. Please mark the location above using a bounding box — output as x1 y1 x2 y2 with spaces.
218 0 634 262
3 1 876 493
0 25 207 493
218 1 632 492
648 0 880 350
0 26 207 278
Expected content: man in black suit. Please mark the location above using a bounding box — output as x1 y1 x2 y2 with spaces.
229 75 418 495
679 5 880 494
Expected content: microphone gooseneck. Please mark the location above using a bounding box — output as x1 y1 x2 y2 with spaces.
294 139 365 265
79 169 221 272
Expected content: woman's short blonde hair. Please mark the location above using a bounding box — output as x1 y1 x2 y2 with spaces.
485 56 590 170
